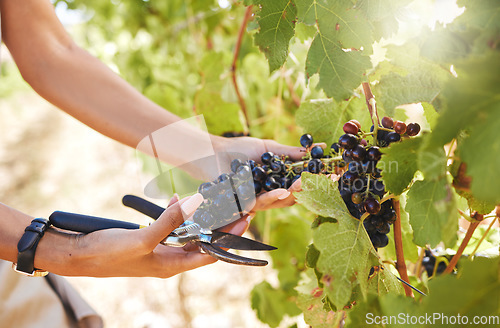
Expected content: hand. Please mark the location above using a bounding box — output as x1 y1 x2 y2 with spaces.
48 194 248 278
216 136 325 212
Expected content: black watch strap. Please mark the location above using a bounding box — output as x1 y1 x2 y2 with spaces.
14 218 51 276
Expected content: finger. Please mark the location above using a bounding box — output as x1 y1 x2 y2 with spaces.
263 139 303 161
253 188 290 211
143 194 204 247
177 252 217 272
167 193 179 207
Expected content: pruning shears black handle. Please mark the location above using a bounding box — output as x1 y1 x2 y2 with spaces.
49 211 141 233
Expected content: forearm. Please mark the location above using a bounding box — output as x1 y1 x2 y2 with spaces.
1 0 225 166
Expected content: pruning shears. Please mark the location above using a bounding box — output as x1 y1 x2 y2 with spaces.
48 195 276 266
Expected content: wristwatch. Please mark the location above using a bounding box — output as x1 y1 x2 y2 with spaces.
12 218 51 277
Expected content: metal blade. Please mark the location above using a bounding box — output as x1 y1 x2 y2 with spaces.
209 231 277 251
199 243 268 266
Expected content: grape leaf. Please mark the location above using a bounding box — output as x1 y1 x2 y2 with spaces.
458 107 500 204
419 25 471 64
252 0 297 72
295 96 366 146
429 53 500 147
405 178 458 248
421 102 438 130
194 90 246 135
378 137 423 195
251 281 301 328
417 136 447 181
295 271 340 328
295 173 402 309
420 257 500 323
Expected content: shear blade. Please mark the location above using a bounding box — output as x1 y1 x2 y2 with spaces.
210 231 277 251
200 243 268 266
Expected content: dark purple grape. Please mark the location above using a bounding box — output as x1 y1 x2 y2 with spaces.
370 232 389 248
307 159 323 174
280 177 292 189
198 182 215 197
351 144 367 161
236 164 251 178
270 161 282 174
364 198 381 214
263 176 280 191
254 181 262 194
261 152 274 164
338 133 358 150
218 173 231 183
351 192 363 204
366 146 381 161
342 170 359 185
361 160 377 174
252 166 267 182
385 132 401 144
300 134 314 148
331 142 340 154
310 145 324 159
348 161 363 174
376 222 391 234
343 149 353 162
406 123 421 136
247 160 256 170
363 218 377 233
237 182 255 200
369 180 385 198
230 159 243 173
351 177 367 193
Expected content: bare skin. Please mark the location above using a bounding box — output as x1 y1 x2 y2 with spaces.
0 0 306 277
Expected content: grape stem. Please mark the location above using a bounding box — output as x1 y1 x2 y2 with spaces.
392 197 414 297
231 5 253 130
362 82 380 146
443 213 482 274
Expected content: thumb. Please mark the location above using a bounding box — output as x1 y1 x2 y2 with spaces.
143 193 204 246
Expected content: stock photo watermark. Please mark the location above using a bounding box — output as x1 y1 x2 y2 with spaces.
365 312 500 326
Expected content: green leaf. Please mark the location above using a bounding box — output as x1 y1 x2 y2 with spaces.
419 25 471 64
378 137 423 195
421 102 438 131
429 53 500 147
420 257 500 323
194 90 245 135
251 281 301 328
417 136 448 180
296 271 341 327
458 108 500 204
405 178 458 248
253 0 297 72
306 35 372 100
295 96 366 146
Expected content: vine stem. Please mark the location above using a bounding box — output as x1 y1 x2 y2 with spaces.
443 213 482 274
231 5 253 130
392 197 413 297
362 82 380 146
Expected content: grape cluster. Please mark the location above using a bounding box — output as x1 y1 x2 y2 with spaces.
193 116 420 250
337 117 420 248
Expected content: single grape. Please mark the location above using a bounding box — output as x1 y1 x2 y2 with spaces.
280 176 292 189
300 134 314 148
342 149 353 163
252 166 267 182
343 122 359 135
351 192 363 204
237 182 255 200
385 132 401 144
406 123 421 136
236 164 251 179
360 139 368 146
369 179 385 198
381 116 394 129
342 170 359 185
364 198 381 214
330 142 341 154
261 152 274 164
198 182 215 197
310 145 324 159
361 160 377 174
338 133 358 150
348 161 363 174
366 146 381 161
363 219 377 233
351 177 367 193
393 121 407 134
263 176 280 191
218 173 231 183
230 159 243 173
307 158 323 174
247 160 256 170
270 161 282 173
349 119 362 129
370 232 389 248
351 144 367 161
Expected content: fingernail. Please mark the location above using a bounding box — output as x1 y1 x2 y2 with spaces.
291 178 301 190
172 193 179 200
181 193 204 217
277 189 291 200
246 215 254 223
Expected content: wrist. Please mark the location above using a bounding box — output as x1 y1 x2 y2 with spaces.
34 228 81 276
